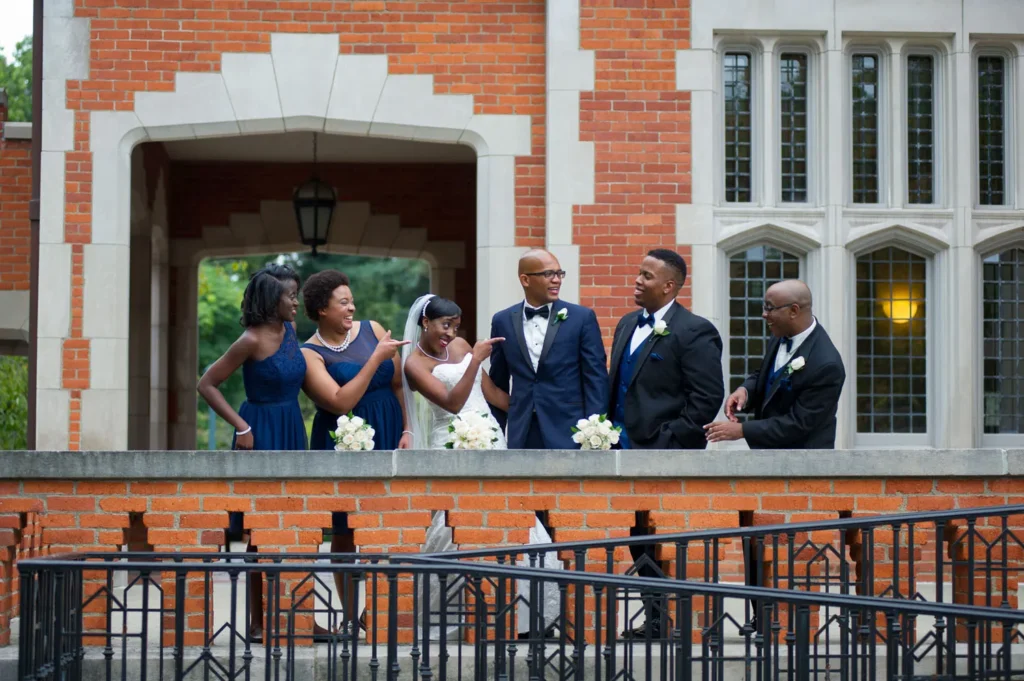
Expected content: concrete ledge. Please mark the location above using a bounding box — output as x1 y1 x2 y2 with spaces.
0 448 1015 479
3 643 1018 681
1 121 32 140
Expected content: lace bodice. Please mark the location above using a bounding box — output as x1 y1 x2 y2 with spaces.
424 355 507 450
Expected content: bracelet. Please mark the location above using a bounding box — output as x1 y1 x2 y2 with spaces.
402 430 413 436
236 426 252 436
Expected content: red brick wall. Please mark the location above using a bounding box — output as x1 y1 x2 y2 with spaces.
577 0 692 344
1 476 1020 645
167 160 478 336
51 1 554 447
0 132 31 292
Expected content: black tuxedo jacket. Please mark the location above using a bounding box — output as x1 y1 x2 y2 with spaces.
740 322 846 449
608 302 724 449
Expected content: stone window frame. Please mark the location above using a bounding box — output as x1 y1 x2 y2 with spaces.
901 44 946 208
774 42 819 206
846 43 890 207
723 243 805 411
718 40 762 206
847 234 938 450
972 44 1017 210
976 234 1024 448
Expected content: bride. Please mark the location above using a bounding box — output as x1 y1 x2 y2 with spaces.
401 294 562 640
401 294 509 450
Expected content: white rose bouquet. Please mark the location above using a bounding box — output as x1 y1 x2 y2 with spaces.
445 411 501 450
571 413 621 450
330 412 376 451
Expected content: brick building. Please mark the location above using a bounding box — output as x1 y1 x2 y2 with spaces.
1 0 1023 454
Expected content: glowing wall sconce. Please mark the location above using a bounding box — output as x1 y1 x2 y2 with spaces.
878 283 921 324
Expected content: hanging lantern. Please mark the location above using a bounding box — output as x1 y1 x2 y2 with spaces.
292 132 336 256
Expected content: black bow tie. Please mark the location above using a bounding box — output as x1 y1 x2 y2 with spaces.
782 337 793 352
525 305 549 320
637 312 654 328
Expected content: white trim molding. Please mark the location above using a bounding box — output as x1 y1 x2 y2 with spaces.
545 0 595 303
35 3 90 450
683 0 1024 449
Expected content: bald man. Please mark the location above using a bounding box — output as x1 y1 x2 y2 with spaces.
488 249 608 449
704 280 846 449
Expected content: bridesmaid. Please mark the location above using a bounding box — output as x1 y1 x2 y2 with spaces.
299 269 412 637
197 263 306 643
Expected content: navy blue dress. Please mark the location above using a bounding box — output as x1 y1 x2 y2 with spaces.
229 323 307 537
303 323 403 452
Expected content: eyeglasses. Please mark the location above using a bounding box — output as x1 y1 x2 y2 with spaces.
524 270 567 280
762 301 799 313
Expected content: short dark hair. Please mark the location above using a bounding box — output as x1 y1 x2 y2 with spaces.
647 248 687 288
422 297 462 322
302 269 351 322
239 264 300 328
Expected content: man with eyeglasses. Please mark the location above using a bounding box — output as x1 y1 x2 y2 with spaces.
704 279 846 449
488 248 608 450
488 248 608 641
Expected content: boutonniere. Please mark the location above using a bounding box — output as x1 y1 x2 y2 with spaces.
554 308 568 324
653 319 669 336
786 356 806 375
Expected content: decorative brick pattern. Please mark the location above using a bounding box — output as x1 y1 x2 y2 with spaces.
577 0 693 343
0 135 31 292
49 1 555 446
2 476 1022 646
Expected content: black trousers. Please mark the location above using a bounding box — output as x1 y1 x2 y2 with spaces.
628 522 665 627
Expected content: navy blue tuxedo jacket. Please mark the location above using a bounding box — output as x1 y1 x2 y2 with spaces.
488 300 609 449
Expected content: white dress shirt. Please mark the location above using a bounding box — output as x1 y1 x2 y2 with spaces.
522 302 553 371
629 301 674 354
773 317 817 372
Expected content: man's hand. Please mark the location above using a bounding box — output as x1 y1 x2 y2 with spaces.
704 420 743 443
724 387 748 422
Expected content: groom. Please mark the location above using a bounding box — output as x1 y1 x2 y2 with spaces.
488 249 609 449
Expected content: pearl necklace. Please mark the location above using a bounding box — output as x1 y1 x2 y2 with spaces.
416 342 449 362
316 328 352 353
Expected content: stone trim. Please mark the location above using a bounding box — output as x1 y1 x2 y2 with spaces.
51 34 531 451
0 449 1017 479
544 0 595 303
679 0 1024 450
0 122 31 140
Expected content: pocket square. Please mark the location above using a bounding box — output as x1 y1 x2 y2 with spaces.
650 352 664 361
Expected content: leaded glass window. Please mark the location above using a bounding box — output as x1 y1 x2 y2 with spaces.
983 249 1024 434
780 53 808 203
907 55 934 204
724 52 753 202
728 246 801 421
852 54 880 204
978 56 1006 206
855 247 927 434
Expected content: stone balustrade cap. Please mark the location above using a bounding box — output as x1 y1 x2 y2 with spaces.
0 448 1015 479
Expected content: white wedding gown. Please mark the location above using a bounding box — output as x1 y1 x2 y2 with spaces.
420 355 561 638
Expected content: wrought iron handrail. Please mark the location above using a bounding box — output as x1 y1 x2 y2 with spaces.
418 503 1024 559
18 550 1024 681
17 553 1024 622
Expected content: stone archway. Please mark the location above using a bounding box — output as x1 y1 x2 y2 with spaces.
38 31 530 450
159 203 467 449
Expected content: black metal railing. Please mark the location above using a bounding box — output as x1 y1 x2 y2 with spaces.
433 505 1024 613
17 550 1024 681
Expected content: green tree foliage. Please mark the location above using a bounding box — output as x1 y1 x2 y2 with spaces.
196 253 430 449
0 356 28 449
0 37 32 122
